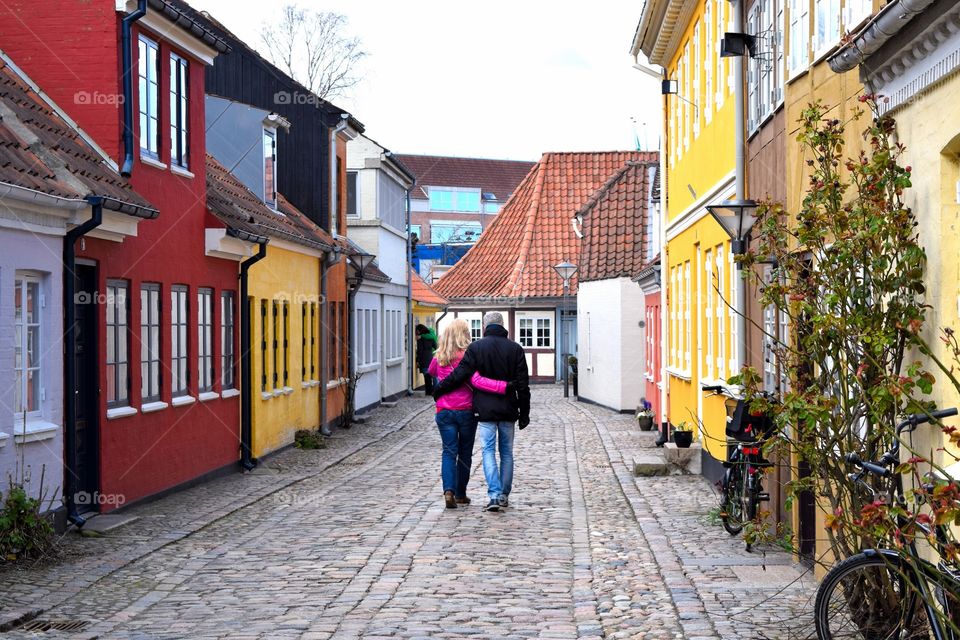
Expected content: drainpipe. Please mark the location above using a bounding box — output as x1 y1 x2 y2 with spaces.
319 250 340 436
63 196 104 527
731 0 748 372
239 241 268 471
405 186 414 394
329 115 348 234
120 0 148 177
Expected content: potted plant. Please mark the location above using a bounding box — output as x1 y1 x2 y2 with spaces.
672 421 694 448
636 399 655 431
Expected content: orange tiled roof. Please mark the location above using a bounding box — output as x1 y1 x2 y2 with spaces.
411 268 447 308
433 151 658 300
0 58 156 217
578 161 658 283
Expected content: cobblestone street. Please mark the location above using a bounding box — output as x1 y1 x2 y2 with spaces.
0 388 817 639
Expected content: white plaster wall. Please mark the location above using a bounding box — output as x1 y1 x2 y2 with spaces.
353 290 382 411
382 294 408 399
577 278 646 412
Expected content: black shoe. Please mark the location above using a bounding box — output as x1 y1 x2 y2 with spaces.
484 500 500 512
455 495 471 505
497 495 509 508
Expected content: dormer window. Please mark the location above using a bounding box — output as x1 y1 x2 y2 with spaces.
138 35 160 159
264 128 277 208
170 53 189 168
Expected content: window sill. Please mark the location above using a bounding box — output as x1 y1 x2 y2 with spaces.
171 395 196 407
107 406 138 420
170 164 195 179
12 420 59 444
141 401 169 414
0 432 8 448
140 154 167 171
327 378 347 390
271 389 284 398
301 380 320 389
198 391 220 402
260 391 273 401
386 357 404 366
666 368 692 381
281 386 294 396
358 363 379 374
222 388 240 399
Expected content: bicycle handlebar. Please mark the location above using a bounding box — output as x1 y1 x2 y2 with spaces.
847 407 957 477
701 384 724 393
845 452 891 478
897 408 959 435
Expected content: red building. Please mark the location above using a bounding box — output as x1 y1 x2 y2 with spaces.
0 1 240 513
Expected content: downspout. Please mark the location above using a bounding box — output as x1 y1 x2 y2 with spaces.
239 241 268 471
63 196 104 527
405 186 414 395
319 250 340 436
329 115 348 235
120 0 148 177
731 0 748 373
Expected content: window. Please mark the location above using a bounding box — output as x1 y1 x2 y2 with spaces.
410 224 421 242
428 187 481 212
470 319 482 342
260 300 268 392
671 266 680 369
171 285 189 397
763 268 778 393
684 261 692 373
170 53 189 168
141 283 161 402
705 0 714 123
747 3 760 131
536 318 552 348
301 304 308 380
693 21 701 136
281 301 289 386
221 292 235 390
347 171 359 217
716 0 727 108
430 221 482 244
272 301 279 388
386 310 403 360
845 0 872 27
704 250 714 380
813 0 841 56
715 247 726 380
728 249 739 374
264 129 277 208
198 288 213 393
789 0 810 76
13 275 41 416
106 280 130 407
138 36 160 158
311 303 317 379
518 318 533 348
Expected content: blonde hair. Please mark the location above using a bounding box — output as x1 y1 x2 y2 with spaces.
435 318 472 366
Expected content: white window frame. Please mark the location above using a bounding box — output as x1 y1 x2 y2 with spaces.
728 249 739 374
813 0 842 59
789 0 810 77
684 261 692 373
141 283 161 402
470 318 482 342
844 0 872 30
693 21 702 137
171 285 189 397
106 280 130 408
705 0 714 124
13 274 42 419
198 288 214 393
762 267 778 393
716 0 727 108
138 35 160 159
221 292 236 390
715 247 726 380
169 53 189 169
263 128 277 209
536 317 553 349
704 249 714 381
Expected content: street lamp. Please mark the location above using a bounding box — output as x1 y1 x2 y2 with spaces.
348 250 376 289
552 261 578 398
705 199 759 255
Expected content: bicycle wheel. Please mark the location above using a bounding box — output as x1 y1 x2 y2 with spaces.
720 461 745 535
815 552 929 639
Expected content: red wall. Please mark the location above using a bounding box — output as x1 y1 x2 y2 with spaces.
645 291 662 423
0 7 240 509
0 0 122 159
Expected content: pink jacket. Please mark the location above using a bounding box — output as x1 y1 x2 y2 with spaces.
428 352 506 412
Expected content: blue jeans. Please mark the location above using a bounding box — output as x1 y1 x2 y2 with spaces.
436 410 478 496
478 421 515 500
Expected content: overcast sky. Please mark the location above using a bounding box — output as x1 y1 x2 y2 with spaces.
190 0 662 162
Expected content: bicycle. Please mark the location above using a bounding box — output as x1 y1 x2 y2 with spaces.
814 407 960 640
703 383 776 551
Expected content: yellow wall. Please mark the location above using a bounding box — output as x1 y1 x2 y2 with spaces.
411 303 440 389
895 75 960 466
248 244 322 457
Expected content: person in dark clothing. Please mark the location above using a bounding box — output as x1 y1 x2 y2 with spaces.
415 324 437 394
433 311 531 512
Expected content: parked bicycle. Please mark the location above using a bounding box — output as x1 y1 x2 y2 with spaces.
703 383 777 552
814 407 960 640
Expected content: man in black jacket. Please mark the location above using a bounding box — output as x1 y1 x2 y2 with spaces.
433 312 530 511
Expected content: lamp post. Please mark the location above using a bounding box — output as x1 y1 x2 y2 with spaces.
552 261 578 398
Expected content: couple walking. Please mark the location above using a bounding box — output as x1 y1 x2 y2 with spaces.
427 312 531 512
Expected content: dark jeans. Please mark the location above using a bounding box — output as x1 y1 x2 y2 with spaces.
421 368 434 394
435 409 478 497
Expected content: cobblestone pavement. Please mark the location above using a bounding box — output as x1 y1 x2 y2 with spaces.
0 388 817 639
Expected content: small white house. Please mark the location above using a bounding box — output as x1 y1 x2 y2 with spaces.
346 134 416 412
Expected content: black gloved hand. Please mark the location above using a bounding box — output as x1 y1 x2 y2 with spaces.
431 387 443 401
518 416 530 430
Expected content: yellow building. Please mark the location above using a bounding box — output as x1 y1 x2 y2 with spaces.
634 0 741 480
410 269 446 390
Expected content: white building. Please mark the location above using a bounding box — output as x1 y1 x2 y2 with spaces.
346 134 415 411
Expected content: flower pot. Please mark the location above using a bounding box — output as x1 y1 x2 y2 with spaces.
637 416 654 431
672 430 693 448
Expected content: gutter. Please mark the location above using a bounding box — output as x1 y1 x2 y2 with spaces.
319 248 341 436
120 0 148 177
828 0 936 73
62 196 104 527
239 240 268 470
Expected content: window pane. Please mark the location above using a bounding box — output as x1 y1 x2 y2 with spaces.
117 364 128 402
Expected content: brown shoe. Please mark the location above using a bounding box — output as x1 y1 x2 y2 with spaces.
455 495 471 505
444 491 457 509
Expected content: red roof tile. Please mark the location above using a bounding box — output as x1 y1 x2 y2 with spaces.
206 154 331 250
0 58 156 216
411 268 447 307
578 161 658 283
433 151 658 301
395 154 535 203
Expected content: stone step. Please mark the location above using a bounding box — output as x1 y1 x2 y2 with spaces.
663 442 702 475
632 452 668 476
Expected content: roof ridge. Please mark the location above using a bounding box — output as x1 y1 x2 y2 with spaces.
503 153 549 297
575 162 641 220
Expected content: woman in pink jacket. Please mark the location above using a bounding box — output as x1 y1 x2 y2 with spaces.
428 319 508 509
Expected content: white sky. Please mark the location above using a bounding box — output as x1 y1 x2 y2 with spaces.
190 0 662 162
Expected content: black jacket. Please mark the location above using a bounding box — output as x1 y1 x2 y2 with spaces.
415 332 436 371
434 324 531 423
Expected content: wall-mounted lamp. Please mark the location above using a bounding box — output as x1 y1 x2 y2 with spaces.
720 32 758 58
661 79 679 95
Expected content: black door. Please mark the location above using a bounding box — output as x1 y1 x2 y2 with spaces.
73 265 99 512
